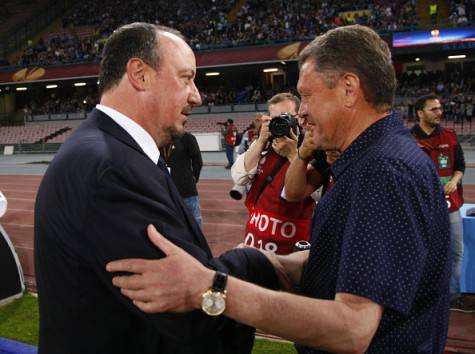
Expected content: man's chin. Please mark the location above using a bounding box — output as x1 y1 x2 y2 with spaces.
171 126 185 139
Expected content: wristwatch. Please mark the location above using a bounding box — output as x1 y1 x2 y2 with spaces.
201 271 228 316
294 240 311 252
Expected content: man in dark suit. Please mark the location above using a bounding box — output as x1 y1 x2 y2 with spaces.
34 22 278 354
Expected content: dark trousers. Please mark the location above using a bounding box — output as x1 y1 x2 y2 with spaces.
225 144 234 166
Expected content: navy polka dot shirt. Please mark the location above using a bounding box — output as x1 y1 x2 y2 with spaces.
297 114 451 354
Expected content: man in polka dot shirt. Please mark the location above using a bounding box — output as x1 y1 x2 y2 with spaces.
107 25 451 354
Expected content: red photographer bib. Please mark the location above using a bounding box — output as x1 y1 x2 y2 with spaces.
413 128 463 212
244 149 315 254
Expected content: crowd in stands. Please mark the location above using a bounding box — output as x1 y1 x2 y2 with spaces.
19 62 474 121
19 33 100 66
397 65 475 122
398 94 474 123
29 93 97 115
10 0 442 67
200 85 296 106
398 65 475 98
448 0 473 25
209 0 417 48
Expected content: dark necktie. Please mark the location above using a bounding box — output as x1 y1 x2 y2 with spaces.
157 156 169 174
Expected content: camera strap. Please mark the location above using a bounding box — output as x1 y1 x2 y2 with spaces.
253 157 288 206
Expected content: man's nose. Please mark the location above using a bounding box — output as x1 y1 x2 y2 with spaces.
189 82 202 106
298 102 308 116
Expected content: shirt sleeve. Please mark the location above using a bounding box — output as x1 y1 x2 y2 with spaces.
309 150 330 175
84 166 278 343
453 141 466 174
231 144 258 185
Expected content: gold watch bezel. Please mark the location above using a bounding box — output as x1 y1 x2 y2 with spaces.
201 289 227 316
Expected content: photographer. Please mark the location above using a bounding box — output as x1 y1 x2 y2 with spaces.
231 93 322 255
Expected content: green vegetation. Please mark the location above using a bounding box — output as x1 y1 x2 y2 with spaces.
0 293 39 345
253 338 297 353
0 294 296 353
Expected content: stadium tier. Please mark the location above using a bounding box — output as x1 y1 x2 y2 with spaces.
0 0 473 148
0 123 71 144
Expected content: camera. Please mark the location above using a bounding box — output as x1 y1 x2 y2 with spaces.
269 112 298 138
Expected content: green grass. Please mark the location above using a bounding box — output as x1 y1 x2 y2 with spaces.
0 294 296 353
0 293 39 345
253 338 297 353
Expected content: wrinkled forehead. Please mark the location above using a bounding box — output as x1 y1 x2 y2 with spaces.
297 59 317 93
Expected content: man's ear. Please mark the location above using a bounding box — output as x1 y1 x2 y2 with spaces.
126 58 147 91
340 72 360 108
416 109 423 120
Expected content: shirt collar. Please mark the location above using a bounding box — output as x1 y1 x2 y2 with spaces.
96 104 160 164
331 112 402 180
412 123 442 138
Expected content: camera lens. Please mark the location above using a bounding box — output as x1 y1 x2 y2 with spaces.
269 116 290 137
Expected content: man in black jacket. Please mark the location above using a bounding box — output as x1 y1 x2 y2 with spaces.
161 132 203 226
34 22 278 354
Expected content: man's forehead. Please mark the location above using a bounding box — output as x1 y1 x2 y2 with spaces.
158 31 196 69
425 99 441 107
158 31 192 55
269 100 297 114
297 60 316 91
159 31 184 44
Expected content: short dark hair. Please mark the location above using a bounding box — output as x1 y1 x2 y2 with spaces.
299 25 396 112
415 94 440 115
227 119 234 124
99 22 182 94
268 92 301 112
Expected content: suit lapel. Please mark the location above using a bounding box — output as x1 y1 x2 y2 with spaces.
164 177 212 255
87 109 211 255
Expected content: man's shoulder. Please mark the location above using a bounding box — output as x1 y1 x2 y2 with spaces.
50 118 147 181
358 130 432 180
409 124 424 138
440 127 457 137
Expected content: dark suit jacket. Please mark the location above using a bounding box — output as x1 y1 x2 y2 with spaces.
34 109 278 354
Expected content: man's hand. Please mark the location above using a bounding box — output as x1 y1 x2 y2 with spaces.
272 129 298 161
444 180 458 195
256 114 271 146
106 225 214 313
235 242 293 290
298 125 319 161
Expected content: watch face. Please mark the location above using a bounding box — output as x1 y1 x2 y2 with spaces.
202 291 226 316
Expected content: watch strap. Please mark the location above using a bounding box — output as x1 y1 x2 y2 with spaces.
212 271 228 292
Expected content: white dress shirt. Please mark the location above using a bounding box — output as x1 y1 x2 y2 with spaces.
96 104 160 164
